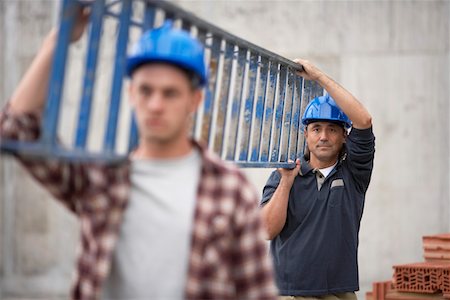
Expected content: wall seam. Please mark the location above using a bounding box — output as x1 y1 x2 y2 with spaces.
2 1 18 296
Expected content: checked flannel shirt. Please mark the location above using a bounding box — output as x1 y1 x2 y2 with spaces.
0 105 277 300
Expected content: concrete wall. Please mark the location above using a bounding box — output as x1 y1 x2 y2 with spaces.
0 0 449 298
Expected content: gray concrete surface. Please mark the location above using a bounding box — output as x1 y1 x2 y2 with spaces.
1 0 449 298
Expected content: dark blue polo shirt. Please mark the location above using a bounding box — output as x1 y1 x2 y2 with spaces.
261 127 375 296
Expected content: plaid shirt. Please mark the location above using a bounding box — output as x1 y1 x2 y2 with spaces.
0 105 277 300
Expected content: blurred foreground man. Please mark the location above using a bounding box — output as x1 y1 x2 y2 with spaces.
0 7 277 300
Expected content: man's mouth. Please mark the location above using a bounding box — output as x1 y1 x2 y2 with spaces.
145 119 163 126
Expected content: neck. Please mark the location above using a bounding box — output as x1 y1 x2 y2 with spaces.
132 138 193 159
309 156 338 169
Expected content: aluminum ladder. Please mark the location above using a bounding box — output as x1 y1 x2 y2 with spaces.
0 0 324 168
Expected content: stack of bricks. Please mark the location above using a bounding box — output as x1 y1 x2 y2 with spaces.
423 234 450 262
366 233 450 300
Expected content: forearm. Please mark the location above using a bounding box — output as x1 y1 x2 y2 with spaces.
262 179 293 240
316 73 372 129
9 29 57 115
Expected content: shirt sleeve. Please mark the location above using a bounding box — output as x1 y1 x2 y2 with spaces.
0 104 87 214
261 170 281 206
232 173 278 299
345 126 375 193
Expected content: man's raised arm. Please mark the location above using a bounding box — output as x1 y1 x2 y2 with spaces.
295 58 372 130
9 7 90 115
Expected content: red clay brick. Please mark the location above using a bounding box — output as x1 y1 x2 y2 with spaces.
441 268 450 298
425 251 450 262
366 281 393 300
366 280 449 300
385 291 448 299
423 234 450 263
393 262 450 294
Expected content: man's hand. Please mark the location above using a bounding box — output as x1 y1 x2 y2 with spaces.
71 6 90 42
277 158 301 186
294 58 324 82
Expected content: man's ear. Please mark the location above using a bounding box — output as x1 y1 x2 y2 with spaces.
191 89 203 113
128 81 136 107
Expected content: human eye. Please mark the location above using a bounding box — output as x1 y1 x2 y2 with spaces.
139 85 152 97
164 88 180 99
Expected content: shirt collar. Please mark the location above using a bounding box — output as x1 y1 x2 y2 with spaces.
299 155 342 177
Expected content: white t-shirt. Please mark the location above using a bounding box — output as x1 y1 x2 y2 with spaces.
314 161 338 190
102 149 201 300
319 161 338 178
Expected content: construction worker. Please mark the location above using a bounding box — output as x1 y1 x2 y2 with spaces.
0 7 277 300
261 59 375 300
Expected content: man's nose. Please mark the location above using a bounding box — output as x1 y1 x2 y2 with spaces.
147 95 164 111
319 131 329 141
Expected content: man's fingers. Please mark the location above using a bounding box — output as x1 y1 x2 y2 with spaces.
70 6 91 42
292 59 305 73
279 159 301 172
78 6 91 25
294 159 301 171
293 59 309 77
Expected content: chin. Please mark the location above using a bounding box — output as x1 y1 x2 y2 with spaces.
314 152 338 161
139 133 165 143
149 136 171 144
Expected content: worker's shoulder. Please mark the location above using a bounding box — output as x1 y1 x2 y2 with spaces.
201 148 240 174
202 149 257 194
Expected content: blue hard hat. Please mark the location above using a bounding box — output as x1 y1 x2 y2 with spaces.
126 21 208 86
302 94 352 128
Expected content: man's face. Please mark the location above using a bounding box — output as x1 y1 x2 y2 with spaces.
129 63 201 146
305 121 346 163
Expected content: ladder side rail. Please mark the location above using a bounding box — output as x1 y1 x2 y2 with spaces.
127 3 157 152
190 28 207 139
75 0 106 149
212 42 234 156
249 56 269 162
42 0 78 146
260 61 279 162
226 47 247 161
199 36 221 147
237 52 258 162
280 69 296 162
289 74 304 161
103 0 132 152
270 65 288 162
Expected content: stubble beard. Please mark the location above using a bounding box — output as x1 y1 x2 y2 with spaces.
139 122 188 147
